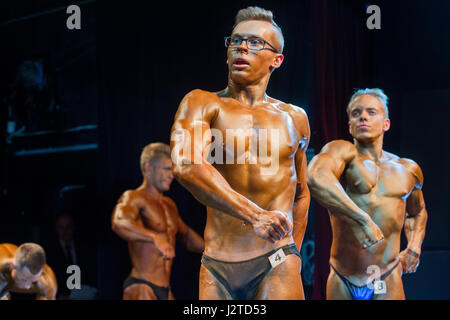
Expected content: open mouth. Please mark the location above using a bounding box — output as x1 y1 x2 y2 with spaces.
233 57 250 68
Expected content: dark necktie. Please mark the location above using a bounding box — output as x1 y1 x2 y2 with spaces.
65 244 74 265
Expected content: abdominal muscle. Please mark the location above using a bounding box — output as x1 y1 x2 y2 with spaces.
203 208 294 262
128 241 172 287
329 196 405 285
202 166 296 262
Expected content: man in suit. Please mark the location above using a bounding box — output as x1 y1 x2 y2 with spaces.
46 213 97 299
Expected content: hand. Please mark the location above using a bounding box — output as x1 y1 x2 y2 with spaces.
351 218 385 249
252 210 292 243
399 248 420 274
154 235 175 260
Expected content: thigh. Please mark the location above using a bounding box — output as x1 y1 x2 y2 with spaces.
326 267 353 300
199 264 232 300
123 284 157 300
254 254 304 300
373 266 405 300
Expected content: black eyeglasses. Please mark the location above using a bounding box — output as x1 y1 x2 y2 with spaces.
224 36 279 53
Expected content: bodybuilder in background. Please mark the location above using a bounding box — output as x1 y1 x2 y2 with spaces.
307 88 428 300
0 243 57 300
170 7 310 300
112 142 204 300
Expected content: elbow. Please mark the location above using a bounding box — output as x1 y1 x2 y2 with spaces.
306 170 319 191
303 185 311 201
111 218 124 235
111 222 120 235
422 208 429 225
190 240 205 254
172 162 184 180
111 221 130 241
197 238 205 253
306 170 325 200
172 162 193 184
296 181 310 200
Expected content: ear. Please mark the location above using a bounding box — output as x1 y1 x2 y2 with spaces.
383 118 391 132
144 162 151 175
348 121 352 135
271 54 284 69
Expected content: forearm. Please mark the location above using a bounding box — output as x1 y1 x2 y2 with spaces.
36 285 56 300
184 228 205 253
405 209 428 252
292 186 310 249
174 162 262 224
112 219 159 243
308 172 370 225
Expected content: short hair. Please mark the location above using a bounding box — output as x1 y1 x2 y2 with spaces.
234 6 285 53
14 243 46 275
140 142 171 173
347 88 389 119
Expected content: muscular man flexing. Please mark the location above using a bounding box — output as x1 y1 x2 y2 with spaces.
0 243 57 300
307 88 428 300
112 142 204 300
170 7 310 300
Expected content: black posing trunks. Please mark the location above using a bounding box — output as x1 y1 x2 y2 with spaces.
123 276 170 300
201 243 301 300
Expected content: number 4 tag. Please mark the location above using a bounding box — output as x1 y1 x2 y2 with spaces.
269 248 287 268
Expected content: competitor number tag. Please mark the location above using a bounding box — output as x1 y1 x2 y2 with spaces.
268 248 287 268
0 291 10 300
374 280 386 294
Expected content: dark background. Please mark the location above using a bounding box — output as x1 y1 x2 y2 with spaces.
0 0 449 299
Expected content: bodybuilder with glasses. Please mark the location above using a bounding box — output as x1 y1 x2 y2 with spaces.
170 7 310 299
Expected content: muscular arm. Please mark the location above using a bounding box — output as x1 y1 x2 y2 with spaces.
405 188 427 252
112 191 175 258
307 140 369 224
400 159 428 273
111 190 162 243
170 90 290 242
177 217 205 253
291 109 311 250
36 265 57 300
164 197 204 253
307 140 384 247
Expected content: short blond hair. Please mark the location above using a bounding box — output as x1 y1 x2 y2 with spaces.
347 88 389 119
140 142 171 173
234 6 284 53
14 243 46 275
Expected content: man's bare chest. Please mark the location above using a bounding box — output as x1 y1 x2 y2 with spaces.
139 198 177 234
210 103 302 163
343 156 415 199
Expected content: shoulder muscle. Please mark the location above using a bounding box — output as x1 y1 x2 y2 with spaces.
399 158 424 188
